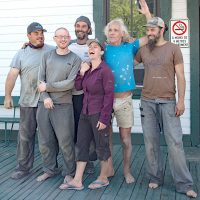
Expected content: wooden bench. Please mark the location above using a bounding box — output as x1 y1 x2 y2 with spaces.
0 96 20 144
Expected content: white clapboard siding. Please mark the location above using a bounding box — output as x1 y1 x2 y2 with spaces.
0 0 93 96
171 0 190 134
0 0 93 130
0 0 192 135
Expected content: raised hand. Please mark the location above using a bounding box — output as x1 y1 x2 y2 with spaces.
138 0 151 20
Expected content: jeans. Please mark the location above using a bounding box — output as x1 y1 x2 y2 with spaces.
140 98 193 193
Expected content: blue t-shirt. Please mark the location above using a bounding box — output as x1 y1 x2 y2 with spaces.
104 39 139 92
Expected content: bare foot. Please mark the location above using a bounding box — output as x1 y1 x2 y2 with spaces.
186 190 197 198
63 175 73 184
36 173 52 182
124 173 135 184
149 183 159 189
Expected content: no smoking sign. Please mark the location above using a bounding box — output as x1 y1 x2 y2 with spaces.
170 19 189 48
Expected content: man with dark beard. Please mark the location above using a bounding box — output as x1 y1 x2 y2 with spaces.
135 17 197 198
68 16 96 175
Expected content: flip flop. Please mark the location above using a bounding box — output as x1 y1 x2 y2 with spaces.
59 183 84 190
63 175 73 184
88 180 109 190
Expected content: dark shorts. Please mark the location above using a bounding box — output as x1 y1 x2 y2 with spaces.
76 113 111 161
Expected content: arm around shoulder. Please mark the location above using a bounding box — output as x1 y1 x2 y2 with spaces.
138 36 148 48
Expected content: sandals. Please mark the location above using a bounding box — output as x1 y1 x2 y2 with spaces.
88 180 109 190
59 183 84 190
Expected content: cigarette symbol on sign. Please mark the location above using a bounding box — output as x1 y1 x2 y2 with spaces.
175 24 184 31
172 21 187 35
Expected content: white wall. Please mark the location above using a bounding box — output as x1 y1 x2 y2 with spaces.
0 0 94 95
0 0 94 129
171 0 190 134
0 0 191 135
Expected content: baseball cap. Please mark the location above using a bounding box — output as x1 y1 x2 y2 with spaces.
86 39 104 51
75 16 92 35
144 17 165 28
27 22 47 34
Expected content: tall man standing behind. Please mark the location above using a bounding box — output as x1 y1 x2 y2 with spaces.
135 17 197 198
68 16 96 174
4 22 53 179
68 16 91 143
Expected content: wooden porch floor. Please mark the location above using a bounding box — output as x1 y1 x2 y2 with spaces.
0 142 200 200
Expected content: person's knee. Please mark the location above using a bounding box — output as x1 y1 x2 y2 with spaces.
168 140 183 151
121 137 131 148
75 144 89 161
39 144 50 156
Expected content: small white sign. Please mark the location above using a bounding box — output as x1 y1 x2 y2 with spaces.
170 19 189 48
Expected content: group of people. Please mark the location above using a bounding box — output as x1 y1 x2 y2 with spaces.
3 0 197 198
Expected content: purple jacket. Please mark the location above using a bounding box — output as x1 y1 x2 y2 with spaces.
75 61 114 125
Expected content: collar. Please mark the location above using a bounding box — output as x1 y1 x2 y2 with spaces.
28 43 44 49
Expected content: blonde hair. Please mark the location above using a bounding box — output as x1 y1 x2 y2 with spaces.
104 18 130 43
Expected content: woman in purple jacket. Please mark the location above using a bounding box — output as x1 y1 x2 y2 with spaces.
59 39 114 190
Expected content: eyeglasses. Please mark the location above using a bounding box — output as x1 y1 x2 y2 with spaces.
54 35 70 40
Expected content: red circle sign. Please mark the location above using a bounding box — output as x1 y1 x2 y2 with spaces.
172 21 187 35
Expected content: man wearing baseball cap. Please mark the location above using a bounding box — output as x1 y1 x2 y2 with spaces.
27 22 47 34
68 16 96 175
135 17 197 198
143 16 165 28
4 22 54 179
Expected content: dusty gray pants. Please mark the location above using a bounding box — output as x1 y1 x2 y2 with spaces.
37 103 75 176
16 107 37 172
140 98 193 193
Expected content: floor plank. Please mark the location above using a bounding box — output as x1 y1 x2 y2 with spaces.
0 142 199 200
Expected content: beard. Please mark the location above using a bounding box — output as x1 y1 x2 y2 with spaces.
147 31 161 51
75 30 88 40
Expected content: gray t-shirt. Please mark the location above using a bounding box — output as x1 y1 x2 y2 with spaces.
68 42 89 95
10 44 54 107
39 49 81 104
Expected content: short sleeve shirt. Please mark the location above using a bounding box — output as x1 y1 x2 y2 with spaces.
135 42 183 99
10 44 54 107
104 39 140 93
68 42 90 62
68 42 89 95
